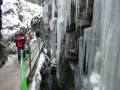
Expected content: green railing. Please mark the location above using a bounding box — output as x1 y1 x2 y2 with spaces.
20 36 43 90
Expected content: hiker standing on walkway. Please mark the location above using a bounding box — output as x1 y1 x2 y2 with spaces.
35 29 40 43
14 27 26 64
25 29 31 54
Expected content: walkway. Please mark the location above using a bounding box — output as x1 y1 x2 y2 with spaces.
0 42 43 90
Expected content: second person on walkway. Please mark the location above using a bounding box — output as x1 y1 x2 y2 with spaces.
35 29 40 43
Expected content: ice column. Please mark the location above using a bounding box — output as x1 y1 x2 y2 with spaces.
56 0 72 64
86 0 88 17
100 0 120 90
49 0 57 59
43 0 49 29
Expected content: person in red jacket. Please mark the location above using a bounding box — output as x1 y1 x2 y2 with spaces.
14 28 26 64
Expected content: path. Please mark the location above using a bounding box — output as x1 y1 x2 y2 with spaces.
0 42 43 90
0 54 20 90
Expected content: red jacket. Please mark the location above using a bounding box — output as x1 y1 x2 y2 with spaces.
14 36 24 48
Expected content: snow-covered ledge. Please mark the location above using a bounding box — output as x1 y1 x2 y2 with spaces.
31 52 45 90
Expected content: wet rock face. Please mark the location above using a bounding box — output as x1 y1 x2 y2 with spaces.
40 61 52 90
0 0 2 32
56 30 80 90
0 42 6 66
0 33 17 67
0 0 5 67
58 59 75 90
78 0 94 27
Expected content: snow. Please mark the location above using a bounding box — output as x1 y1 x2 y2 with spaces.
4 54 18 67
30 52 45 90
2 0 43 29
43 47 47 55
1 0 43 50
89 72 100 89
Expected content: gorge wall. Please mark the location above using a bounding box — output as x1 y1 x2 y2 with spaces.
31 0 94 90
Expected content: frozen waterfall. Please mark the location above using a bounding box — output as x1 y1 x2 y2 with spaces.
42 0 120 90
75 0 120 90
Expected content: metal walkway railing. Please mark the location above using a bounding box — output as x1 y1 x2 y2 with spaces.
20 36 43 90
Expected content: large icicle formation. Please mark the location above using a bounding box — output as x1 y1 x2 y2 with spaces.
75 0 120 90
100 0 120 90
43 0 81 69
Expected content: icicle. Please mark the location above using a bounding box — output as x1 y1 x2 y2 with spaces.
56 0 73 64
43 0 49 28
75 37 84 90
50 30 56 58
75 0 81 30
86 0 89 18
51 0 56 18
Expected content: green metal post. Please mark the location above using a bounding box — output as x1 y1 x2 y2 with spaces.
28 46 31 72
39 37 40 53
20 50 28 90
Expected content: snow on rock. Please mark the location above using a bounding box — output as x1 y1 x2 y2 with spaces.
2 0 43 29
4 54 17 67
31 52 45 90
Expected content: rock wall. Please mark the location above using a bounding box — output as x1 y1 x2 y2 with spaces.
0 0 5 67
0 0 23 67
0 0 2 32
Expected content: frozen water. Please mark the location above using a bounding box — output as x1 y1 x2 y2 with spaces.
75 0 120 90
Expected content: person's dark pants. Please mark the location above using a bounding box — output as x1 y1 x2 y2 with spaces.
17 47 26 62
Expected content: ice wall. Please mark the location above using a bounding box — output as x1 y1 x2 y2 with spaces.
43 0 82 67
75 0 120 90
100 0 120 90
43 0 120 90
90 0 120 90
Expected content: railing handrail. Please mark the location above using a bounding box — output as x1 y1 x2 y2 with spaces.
20 36 43 90
20 50 28 90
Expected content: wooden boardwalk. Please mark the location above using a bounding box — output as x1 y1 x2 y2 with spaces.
0 42 43 90
24 42 43 81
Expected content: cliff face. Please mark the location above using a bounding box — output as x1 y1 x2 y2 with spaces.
0 0 2 32
40 0 94 90
0 0 6 67
31 0 94 90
